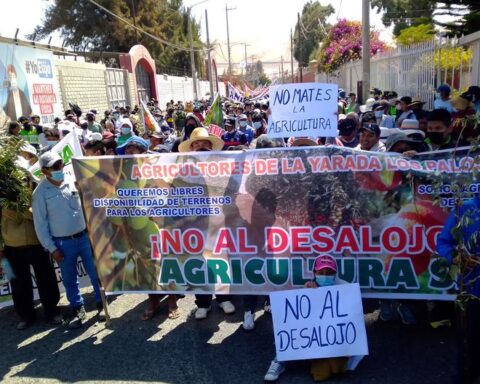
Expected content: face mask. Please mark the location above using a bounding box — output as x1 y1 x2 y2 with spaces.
239 121 247 128
315 275 336 287
427 131 445 145
184 124 196 138
253 121 262 129
50 170 64 182
396 106 402 112
121 127 131 135
374 111 383 118
339 127 354 136
145 139 151 147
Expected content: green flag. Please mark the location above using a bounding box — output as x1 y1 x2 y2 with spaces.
204 93 224 128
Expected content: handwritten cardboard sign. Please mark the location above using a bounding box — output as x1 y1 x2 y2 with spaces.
270 283 368 361
267 82 338 139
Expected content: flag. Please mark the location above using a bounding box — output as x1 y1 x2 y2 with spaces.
29 132 83 186
204 93 224 128
140 101 160 133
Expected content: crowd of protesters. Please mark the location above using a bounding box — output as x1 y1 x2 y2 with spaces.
1 83 480 383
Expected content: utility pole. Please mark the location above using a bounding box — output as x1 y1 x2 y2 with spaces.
243 43 250 82
188 8 198 101
205 9 214 101
290 28 294 83
361 0 370 104
281 56 285 83
297 13 303 83
225 4 236 82
129 0 139 43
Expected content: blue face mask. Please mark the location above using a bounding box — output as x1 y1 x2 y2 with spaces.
315 275 335 287
50 170 65 182
253 121 262 129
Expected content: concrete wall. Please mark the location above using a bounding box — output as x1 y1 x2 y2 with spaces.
55 60 109 115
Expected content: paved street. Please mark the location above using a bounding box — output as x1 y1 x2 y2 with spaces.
1 290 457 383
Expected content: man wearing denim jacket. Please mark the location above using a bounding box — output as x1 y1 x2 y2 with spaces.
32 151 105 329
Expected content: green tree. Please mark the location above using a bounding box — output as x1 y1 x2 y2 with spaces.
30 0 205 77
293 1 334 68
246 60 270 87
372 0 480 36
396 23 436 45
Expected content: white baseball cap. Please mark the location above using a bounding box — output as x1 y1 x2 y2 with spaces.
39 151 62 168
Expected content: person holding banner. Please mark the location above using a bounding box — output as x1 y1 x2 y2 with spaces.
437 198 480 383
32 152 105 329
177 127 236 319
0 144 61 330
265 254 351 382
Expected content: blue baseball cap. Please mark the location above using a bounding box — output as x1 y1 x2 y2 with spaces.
116 136 149 155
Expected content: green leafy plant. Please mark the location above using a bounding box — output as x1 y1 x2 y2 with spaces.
0 136 32 213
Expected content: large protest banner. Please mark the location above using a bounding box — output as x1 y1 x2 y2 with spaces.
270 284 368 361
0 42 62 124
268 82 338 138
72 146 471 300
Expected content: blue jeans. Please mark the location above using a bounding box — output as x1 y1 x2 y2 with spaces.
54 232 101 308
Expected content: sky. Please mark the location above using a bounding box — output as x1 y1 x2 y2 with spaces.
186 0 393 75
0 0 394 76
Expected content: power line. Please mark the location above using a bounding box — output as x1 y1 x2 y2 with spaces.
336 0 343 20
87 0 210 53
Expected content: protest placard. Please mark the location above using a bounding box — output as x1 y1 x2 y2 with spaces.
267 82 338 138
0 260 92 308
270 283 368 362
208 124 226 138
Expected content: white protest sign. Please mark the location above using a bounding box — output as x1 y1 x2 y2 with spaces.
29 131 83 183
270 283 368 362
0 259 93 308
267 82 338 138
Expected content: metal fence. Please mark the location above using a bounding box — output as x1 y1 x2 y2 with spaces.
330 30 480 109
105 68 129 108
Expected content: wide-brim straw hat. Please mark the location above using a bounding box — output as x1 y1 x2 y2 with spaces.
451 95 475 111
178 127 224 152
291 138 318 147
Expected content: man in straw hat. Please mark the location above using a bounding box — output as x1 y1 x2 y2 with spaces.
178 126 224 153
